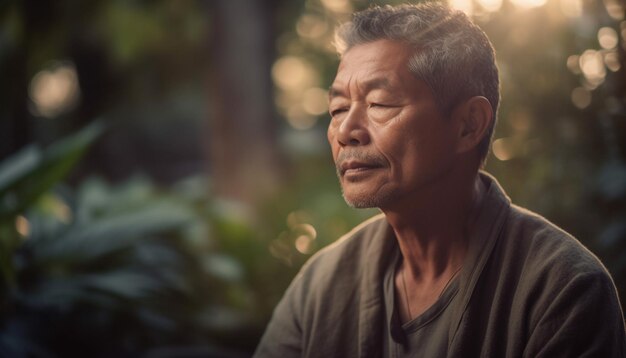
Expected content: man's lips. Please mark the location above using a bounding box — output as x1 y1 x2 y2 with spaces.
336 151 387 177
339 161 384 175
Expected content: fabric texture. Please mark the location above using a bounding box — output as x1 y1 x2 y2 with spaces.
254 173 626 357
381 245 461 357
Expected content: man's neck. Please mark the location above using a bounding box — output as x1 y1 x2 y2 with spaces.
383 172 485 280
384 172 486 322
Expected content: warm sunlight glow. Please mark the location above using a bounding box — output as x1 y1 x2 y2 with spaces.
287 210 312 228
477 0 503 12
272 56 317 91
320 0 352 14
296 14 329 40
510 0 547 9
492 138 515 161
448 0 473 16
15 215 30 237
272 56 326 131
559 0 583 18
598 27 619 49
604 51 621 72
566 55 581 74
604 0 624 20
302 87 328 116
292 223 317 254
579 50 606 88
29 62 80 118
295 235 314 254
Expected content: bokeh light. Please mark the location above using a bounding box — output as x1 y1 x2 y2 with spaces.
320 0 352 14
604 51 621 72
15 215 30 238
566 55 581 74
29 62 81 118
272 56 326 130
302 87 329 116
598 27 619 49
287 210 312 228
449 0 473 16
579 49 606 88
292 223 317 254
477 0 503 12
272 56 317 91
492 137 516 161
296 14 329 40
571 87 592 109
604 0 625 20
510 0 547 9
560 0 583 18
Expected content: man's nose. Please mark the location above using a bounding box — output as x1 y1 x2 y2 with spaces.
336 106 370 146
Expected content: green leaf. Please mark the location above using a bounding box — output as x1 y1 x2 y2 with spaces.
0 145 41 193
83 270 168 300
31 199 195 264
0 121 104 219
201 254 244 283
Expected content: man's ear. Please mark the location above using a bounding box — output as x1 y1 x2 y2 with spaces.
454 96 493 154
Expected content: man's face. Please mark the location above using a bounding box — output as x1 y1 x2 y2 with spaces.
327 39 461 209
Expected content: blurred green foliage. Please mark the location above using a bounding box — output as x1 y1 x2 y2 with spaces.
0 129 251 356
0 124 374 357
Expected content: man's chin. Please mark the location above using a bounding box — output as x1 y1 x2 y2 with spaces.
341 191 383 209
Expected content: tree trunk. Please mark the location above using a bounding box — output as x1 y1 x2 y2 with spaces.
207 0 284 205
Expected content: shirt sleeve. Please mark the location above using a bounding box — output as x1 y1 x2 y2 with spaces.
253 272 305 358
523 269 626 358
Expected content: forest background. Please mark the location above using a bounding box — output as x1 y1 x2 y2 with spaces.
0 0 625 356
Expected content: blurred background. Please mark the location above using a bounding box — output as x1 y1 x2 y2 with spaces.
0 0 624 356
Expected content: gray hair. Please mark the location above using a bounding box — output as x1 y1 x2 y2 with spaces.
334 2 500 164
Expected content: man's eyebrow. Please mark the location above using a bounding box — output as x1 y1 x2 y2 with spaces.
328 86 344 100
328 77 394 100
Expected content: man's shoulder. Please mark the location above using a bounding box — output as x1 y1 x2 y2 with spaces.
496 204 625 356
302 213 388 275
503 203 609 279
253 216 391 358
286 213 392 299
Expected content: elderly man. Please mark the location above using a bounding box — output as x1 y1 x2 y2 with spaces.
255 3 625 357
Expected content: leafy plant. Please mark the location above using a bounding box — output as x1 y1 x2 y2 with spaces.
0 126 260 357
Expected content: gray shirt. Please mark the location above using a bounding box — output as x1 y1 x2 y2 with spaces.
254 172 626 357
382 246 460 357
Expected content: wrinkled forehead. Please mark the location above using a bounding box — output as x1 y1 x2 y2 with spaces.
330 40 422 94
329 41 437 104
333 40 414 81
